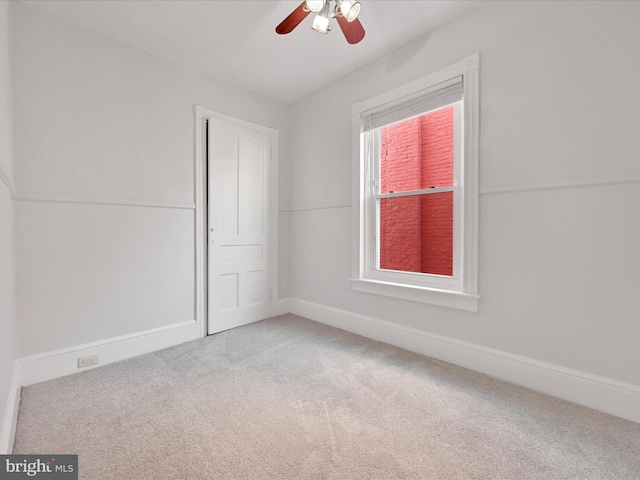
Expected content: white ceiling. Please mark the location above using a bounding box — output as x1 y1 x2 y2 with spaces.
19 0 480 104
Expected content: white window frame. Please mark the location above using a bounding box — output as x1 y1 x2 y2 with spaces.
350 54 480 312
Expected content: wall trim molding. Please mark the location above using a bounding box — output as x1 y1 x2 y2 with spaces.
0 165 16 198
280 201 352 213
0 360 22 454
19 320 198 386
195 105 279 139
15 193 195 210
284 298 640 424
280 175 640 212
480 174 640 196
194 107 208 339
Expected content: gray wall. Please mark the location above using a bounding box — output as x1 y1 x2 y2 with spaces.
12 5 291 356
0 0 18 451
288 1 640 386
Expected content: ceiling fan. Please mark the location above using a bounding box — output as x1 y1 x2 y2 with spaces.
276 0 365 45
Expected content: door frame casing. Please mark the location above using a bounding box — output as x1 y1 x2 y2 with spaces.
194 105 279 338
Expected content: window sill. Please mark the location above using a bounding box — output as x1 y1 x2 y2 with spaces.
350 278 479 312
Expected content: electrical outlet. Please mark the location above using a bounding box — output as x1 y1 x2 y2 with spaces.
78 354 99 368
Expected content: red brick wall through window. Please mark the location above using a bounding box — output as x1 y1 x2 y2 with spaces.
379 107 454 276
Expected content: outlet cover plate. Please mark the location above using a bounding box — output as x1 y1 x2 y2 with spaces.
78 354 99 368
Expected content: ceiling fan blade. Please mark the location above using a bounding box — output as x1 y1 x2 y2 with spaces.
276 2 311 35
335 14 366 44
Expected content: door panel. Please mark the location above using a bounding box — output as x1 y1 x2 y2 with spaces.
208 118 271 334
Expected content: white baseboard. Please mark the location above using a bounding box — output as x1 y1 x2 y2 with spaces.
0 360 22 454
19 321 198 386
275 298 291 316
286 298 640 424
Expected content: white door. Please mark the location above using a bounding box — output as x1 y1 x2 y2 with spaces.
208 117 272 334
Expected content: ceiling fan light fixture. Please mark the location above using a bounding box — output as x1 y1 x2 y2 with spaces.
337 0 361 22
305 0 326 14
311 1 331 34
276 0 365 44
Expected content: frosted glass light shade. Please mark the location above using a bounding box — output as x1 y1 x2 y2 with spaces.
312 14 330 34
311 1 331 34
338 0 361 22
305 0 325 13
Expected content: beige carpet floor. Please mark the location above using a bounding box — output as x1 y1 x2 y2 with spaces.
13 314 640 479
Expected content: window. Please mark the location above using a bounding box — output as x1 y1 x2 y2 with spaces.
351 54 479 311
